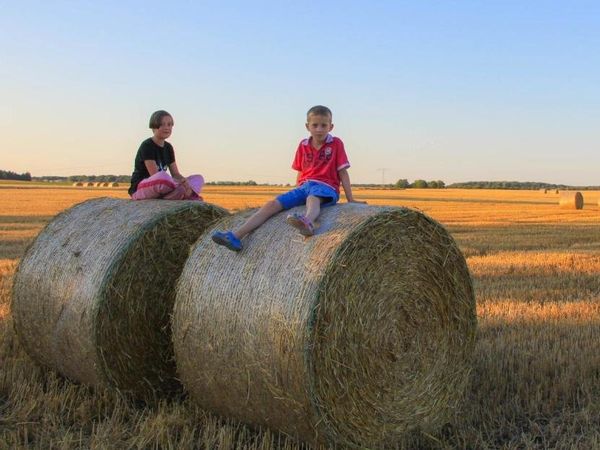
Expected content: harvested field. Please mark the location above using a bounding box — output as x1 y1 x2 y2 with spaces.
2 185 600 448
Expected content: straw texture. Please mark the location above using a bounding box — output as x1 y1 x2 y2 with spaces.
12 197 227 399
173 204 476 448
559 191 583 209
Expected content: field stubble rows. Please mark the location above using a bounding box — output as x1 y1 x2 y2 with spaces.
1 186 600 449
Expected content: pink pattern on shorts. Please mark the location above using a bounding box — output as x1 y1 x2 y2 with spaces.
131 171 204 201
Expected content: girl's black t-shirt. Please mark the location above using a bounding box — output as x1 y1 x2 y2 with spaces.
128 138 176 194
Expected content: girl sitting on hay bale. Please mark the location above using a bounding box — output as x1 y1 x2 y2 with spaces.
128 110 204 201
212 105 364 252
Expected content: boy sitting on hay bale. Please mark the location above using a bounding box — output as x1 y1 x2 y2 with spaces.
212 105 364 252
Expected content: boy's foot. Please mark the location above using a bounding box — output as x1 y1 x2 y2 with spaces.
211 230 242 252
286 213 315 236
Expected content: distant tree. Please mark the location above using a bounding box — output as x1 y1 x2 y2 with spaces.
394 178 410 189
428 180 439 189
412 179 428 189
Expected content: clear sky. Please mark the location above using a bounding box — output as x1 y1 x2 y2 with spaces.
2 1 598 185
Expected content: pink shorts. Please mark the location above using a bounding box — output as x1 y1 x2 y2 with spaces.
131 171 204 201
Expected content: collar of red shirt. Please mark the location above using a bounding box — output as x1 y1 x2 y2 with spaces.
301 133 334 146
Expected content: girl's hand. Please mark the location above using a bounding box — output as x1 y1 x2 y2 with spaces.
348 199 367 204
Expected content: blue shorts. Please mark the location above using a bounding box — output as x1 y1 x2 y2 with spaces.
276 181 340 210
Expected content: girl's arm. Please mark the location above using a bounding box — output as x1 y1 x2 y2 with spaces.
169 162 192 194
339 169 366 203
169 162 187 183
144 160 160 176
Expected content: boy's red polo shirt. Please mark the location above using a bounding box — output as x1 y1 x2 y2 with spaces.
292 134 351 193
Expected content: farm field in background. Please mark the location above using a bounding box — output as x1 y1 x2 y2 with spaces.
2 185 600 448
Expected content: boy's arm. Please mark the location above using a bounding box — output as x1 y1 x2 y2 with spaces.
339 168 367 203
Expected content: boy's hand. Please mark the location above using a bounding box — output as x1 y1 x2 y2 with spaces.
347 199 367 204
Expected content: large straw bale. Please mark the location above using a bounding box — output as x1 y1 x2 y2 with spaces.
72 182 84 187
12 197 227 399
173 204 476 448
559 191 583 209
109 182 120 187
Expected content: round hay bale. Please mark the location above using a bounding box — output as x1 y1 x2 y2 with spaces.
173 204 476 448
72 182 84 187
109 182 120 188
101 182 110 187
540 188 548 193
85 182 94 187
94 182 104 187
12 197 228 399
559 191 583 209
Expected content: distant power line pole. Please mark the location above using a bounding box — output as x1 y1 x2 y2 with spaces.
376 168 389 185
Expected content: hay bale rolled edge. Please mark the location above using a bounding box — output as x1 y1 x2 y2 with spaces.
173 204 476 448
559 191 583 209
12 197 228 398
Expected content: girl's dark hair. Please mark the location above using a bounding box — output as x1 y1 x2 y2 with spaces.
149 110 173 129
306 105 332 119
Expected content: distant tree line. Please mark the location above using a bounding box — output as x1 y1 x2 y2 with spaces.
0 170 32 181
205 180 258 186
30 175 132 183
394 179 446 189
446 181 600 190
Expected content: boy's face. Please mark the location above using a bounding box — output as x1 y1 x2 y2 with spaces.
154 115 174 140
305 114 334 142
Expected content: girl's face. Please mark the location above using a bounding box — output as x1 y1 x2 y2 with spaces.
154 115 174 140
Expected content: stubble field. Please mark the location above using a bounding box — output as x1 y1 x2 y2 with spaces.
1 183 600 449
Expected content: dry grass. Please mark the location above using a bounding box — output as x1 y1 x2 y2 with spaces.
2 185 600 448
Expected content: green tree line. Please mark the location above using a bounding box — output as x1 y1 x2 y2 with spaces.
0 170 32 181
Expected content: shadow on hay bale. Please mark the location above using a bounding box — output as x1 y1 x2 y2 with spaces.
559 191 583 209
173 204 476 448
12 197 228 399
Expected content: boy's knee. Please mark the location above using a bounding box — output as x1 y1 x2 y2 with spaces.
266 199 283 211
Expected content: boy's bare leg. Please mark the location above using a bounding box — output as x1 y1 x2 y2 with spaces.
304 195 323 223
233 199 283 239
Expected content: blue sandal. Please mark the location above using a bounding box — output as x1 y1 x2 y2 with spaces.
211 230 243 252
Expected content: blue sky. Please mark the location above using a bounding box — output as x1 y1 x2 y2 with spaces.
2 1 599 185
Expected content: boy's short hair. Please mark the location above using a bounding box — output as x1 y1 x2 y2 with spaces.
149 110 173 129
306 105 332 120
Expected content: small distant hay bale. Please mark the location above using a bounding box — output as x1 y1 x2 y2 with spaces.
94 182 104 187
85 182 94 187
555 189 560 194
540 188 548 193
101 182 110 187
109 182 120 188
12 198 228 399
173 204 476 448
559 191 583 209
72 182 84 187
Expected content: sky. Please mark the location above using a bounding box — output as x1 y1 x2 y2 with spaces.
2 1 599 185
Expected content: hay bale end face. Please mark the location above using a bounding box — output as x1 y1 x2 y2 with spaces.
559 191 584 209
173 204 476 448
12 198 228 399
72 182 84 187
